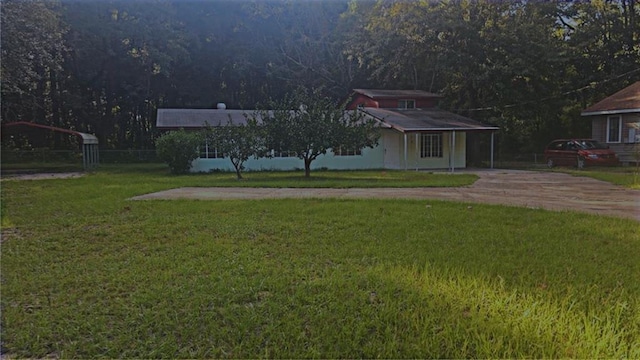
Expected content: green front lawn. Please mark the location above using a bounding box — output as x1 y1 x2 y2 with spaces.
558 166 640 189
1 167 639 358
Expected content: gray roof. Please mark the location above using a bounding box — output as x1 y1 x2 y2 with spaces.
362 107 499 132
157 108 390 129
353 89 442 99
157 109 261 128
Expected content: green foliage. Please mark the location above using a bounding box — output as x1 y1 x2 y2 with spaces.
2 0 639 154
261 87 380 177
343 0 639 153
205 117 265 179
155 130 201 174
0 0 67 96
1 167 639 358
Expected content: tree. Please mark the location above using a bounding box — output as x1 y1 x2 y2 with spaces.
261 87 379 177
155 129 201 174
205 117 265 180
1 0 68 124
343 0 579 154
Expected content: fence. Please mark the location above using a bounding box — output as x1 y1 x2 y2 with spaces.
1 149 159 167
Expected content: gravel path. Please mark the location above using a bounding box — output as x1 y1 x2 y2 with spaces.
130 170 640 221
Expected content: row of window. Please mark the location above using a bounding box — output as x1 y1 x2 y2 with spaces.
199 146 363 158
200 133 446 159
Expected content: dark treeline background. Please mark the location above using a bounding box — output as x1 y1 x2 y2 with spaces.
1 0 639 154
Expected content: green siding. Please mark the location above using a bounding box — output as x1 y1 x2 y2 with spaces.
190 130 468 172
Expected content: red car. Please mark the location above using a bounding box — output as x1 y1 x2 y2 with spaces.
544 139 619 168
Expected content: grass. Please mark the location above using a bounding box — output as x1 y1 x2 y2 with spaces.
554 166 640 189
1 166 639 358
1 161 84 173
86 163 480 189
494 161 640 189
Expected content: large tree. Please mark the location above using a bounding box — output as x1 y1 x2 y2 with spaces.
205 117 265 180
260 87 379 177
1 0 68 124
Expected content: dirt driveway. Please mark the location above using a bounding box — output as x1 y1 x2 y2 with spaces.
131 170 640 221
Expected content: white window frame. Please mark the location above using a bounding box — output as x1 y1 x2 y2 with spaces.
200 141 224 159
606 115 622 143
271 150 296 158
333 146 362 156
420 133 443 158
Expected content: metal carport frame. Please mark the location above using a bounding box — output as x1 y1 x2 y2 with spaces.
2 121 99 170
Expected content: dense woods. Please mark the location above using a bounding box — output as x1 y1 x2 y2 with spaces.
1 0 639 155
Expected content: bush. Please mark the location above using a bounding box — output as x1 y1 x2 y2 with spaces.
155 130 201 174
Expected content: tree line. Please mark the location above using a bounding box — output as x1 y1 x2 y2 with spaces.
2 0 639 155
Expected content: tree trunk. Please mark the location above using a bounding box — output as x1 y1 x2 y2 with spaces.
233 160 243 180
304 158 312 177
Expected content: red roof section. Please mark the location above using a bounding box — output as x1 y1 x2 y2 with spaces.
352 89 441 99
581 81 640 116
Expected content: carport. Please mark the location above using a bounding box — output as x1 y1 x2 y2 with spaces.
2 121 99 169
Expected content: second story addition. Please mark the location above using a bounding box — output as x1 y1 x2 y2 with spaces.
347 89 442 110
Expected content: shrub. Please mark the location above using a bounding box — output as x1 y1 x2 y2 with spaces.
155 130 201 174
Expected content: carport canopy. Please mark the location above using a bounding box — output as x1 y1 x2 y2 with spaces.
2 121 99 169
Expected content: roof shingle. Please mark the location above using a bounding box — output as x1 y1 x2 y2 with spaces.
362 108 498 132
581 81 640 116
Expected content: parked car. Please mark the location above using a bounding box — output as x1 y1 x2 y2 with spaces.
544 139 619 168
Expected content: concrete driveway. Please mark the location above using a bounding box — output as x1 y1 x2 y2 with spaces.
131 170 640 221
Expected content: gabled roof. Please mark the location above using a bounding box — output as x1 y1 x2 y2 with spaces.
156 108 391 129
361 108 499 132
352 89 442 99
157 109 259 128
581 81 640 116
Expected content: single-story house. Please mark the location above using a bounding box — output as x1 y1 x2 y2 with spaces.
581 81 640 165
156 89 499 172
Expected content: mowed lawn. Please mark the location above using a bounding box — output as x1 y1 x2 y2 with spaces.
1 166 639 358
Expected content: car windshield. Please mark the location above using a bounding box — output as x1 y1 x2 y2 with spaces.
577 140 608 149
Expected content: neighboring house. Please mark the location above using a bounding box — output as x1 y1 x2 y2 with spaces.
156 89 499 172
581 81 640 165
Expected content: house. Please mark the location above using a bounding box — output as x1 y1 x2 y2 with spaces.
346 89 499 171
156 89 499 172
581 81 640 165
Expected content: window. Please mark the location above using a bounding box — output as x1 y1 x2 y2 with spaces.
607 116 622 143
199 142 224 159
333 147 362 156
420 133 443 158
398 99 415 109
629 128 640 143
272 150 296 157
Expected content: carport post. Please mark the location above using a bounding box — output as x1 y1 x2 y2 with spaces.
403 133 408 171
490 132 495 169
82 144 88 170
451 131 456 173
415 133 419 171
